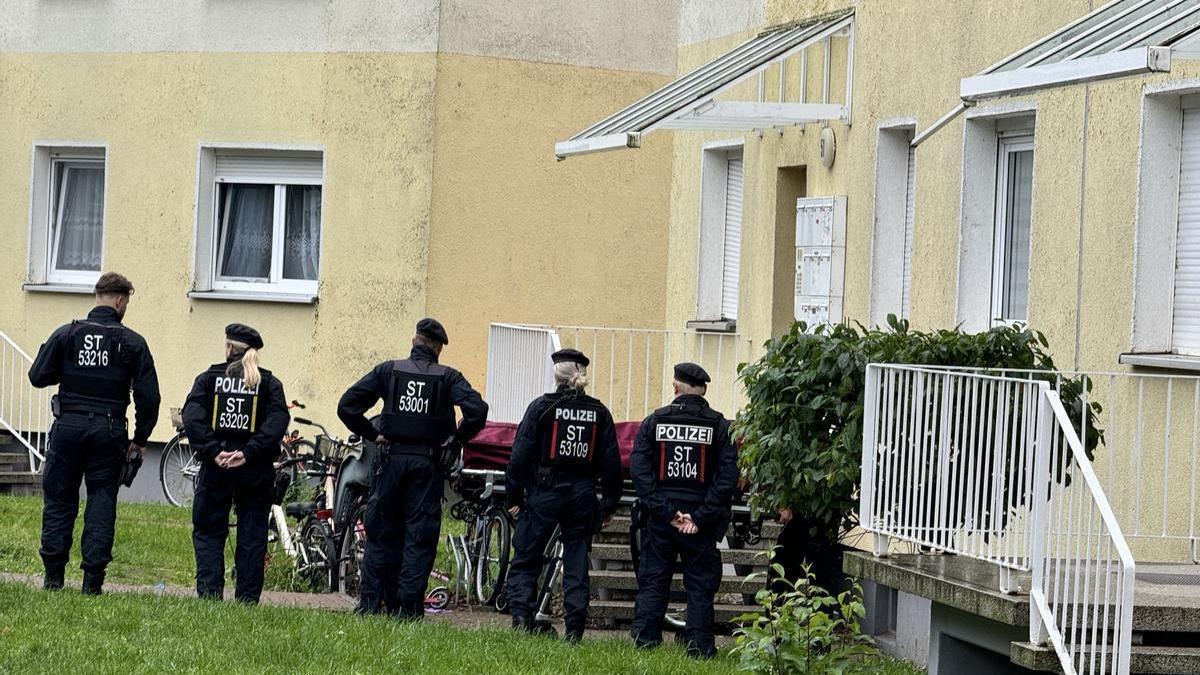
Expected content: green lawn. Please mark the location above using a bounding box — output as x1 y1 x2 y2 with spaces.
0 495 922 673
0 581 735 674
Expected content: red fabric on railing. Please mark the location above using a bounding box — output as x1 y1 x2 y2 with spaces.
463 420 642 475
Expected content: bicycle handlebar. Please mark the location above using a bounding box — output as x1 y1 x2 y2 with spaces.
292 417 331 439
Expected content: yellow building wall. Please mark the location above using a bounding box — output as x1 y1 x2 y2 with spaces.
425 53 674 388
0 52 440 442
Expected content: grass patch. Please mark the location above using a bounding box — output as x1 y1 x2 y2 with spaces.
0 581 734 674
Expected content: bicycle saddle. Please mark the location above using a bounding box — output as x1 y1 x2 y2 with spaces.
284 501 318 519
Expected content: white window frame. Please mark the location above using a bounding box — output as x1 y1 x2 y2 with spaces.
869 120 917 327
25 143 108 292
692 139 745 330
990 133 1035 326
956 104 1036 332
191 144 325 303
1127 83 1200 366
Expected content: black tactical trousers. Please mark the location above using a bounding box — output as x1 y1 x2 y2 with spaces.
191 460 273 603
40 412 125 583
630 516 722 658
358 452 442 619
507 480 597 637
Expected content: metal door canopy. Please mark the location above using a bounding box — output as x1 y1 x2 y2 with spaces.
554 9 854 159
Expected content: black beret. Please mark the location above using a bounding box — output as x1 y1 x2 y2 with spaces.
225 323 263 350
416 317 449 345
551 348 590 367
673 362 710 387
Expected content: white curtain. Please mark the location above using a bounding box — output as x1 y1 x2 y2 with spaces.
219 184 274 279
54 165 104 271
284 185 321 280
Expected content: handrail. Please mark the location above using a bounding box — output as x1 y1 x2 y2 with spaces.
861 363 1135 674
0 330 52 472
1030 389 1135 675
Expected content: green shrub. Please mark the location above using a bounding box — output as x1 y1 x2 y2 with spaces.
735 316 1102 543
731 564 875 674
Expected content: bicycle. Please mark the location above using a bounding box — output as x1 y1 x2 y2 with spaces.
450 469 513 610
267 454 340 593
159 400 314 507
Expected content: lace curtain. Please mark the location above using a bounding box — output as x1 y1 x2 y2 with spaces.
284 185 321 280
218 184 274 279
54 165 104 271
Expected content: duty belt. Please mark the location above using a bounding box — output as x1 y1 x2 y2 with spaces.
385 442 436 458
55 399 124 418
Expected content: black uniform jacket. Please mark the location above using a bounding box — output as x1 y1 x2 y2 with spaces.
504 385 624 514
630 394 738 529
181 357 290 465
28 305 161 445
336 344 488 445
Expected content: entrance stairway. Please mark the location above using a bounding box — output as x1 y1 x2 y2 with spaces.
583 505 780 630
0 432 40 496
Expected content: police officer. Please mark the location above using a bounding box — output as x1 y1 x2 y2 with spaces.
337 318 488 620
183 323 289 603
505 348 623 642
28 272 161 595
629 363 738 659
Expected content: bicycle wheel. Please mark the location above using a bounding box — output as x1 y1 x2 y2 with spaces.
475 507 511 607
298 517 338 594
534 528 564 621
338 502 368 597
159 433 199 507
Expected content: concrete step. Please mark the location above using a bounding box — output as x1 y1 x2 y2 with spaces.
0 452 29 470
0 472 40 485
590 569 766 595
589 543 770 567
589 599 758 624
1011 641 1200 674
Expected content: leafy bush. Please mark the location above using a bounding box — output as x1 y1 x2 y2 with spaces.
735 316 1102 543
731 564 876 674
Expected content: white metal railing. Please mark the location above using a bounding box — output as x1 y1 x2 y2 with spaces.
859 365 1044 588
0 331 51 472
861 363 1135 675
1029 389 1135 675
485 323 755 422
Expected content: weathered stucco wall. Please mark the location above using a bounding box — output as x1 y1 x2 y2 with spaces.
0 51 440 441
426 53 674 386
663 0 1187 374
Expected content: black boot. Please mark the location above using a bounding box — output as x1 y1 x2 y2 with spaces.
532 621 558 638
42 571 64 591
511 615 534 632
563 629 583 645
81 573 104 596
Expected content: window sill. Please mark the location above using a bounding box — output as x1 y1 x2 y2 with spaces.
23 283 94 295
1118 352 1200 372
188 290 318 305
686 319 737 333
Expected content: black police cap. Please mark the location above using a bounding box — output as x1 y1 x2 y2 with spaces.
416 317 449 345
225 323 264 350
673 362 710 387
551 348 590 368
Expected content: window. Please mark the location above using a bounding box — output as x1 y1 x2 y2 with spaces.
870 124 916 326
991 134 1034 323
26 145 106 289
957 109 1035 332
193 148 323 301
694 143 744 327
1172 103 1200 355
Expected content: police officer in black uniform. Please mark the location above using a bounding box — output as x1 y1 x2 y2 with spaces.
183 323 290 603
29 272 160 595
629 363 738 659
337 318 488 620
504 348 623 642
